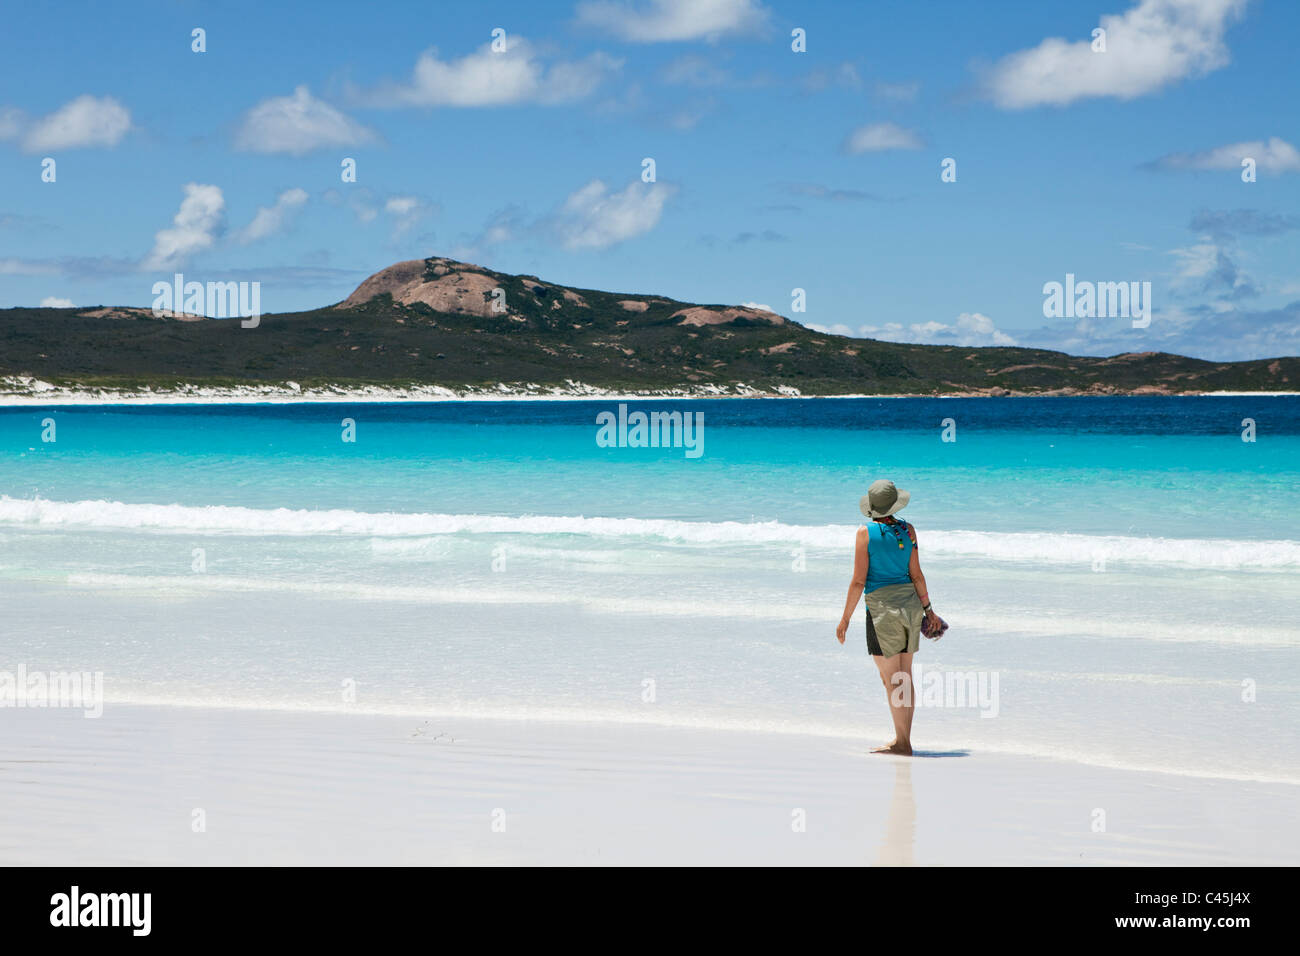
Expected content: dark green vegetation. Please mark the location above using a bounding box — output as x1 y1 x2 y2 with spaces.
2 257 1296 395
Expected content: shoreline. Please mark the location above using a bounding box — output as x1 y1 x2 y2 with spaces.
4 701 1294 865
2 377 1297 406
78 696 1300 787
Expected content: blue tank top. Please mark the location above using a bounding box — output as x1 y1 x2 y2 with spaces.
864 520 915 594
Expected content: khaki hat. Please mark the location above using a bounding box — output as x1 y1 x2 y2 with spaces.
860 479 910 518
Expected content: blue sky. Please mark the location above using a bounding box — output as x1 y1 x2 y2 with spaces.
1 0 1297 360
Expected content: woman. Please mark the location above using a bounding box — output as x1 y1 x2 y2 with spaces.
835 479 942 756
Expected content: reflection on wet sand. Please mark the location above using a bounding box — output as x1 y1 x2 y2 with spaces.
874 759 915 866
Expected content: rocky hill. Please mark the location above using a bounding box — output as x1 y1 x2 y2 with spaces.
1 256 1295 397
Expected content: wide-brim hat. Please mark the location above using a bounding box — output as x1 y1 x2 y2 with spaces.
860 479 910 518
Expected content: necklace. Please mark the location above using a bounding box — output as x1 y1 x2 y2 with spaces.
879 518 910 549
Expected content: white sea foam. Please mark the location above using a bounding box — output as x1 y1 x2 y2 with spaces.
53 572 1300 646
4 495 1298 571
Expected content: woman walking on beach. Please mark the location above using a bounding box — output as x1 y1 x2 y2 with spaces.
835 480 945 756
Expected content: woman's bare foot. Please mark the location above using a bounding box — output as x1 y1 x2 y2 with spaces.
871 739 913 756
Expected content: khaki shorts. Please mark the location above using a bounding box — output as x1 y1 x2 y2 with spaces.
864 583 923 657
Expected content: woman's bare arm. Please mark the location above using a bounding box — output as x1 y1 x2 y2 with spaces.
835 528 869 644
908 537 939 626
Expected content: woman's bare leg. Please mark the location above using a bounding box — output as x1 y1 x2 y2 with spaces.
898 651 915 745
870 653 913 755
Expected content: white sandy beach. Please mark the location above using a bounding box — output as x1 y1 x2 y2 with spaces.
4 376 1293 407
0 376 795 406
2 703 1293 866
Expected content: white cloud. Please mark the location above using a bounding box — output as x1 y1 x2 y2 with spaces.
237 188 309 244
0 258 58 275
982 0 1247 109
385 197 420 216
1020 301 1300 361
662 53 732 86
143 183 225 271
742 301 774 312
665 96 719 130
40 296 75 308
552 178 675 250
873 80 920 102
577 0 768 42
236 86 375 155
455 179 672 256
0 107 25 140
1169 242 1221 282
1169 241 1257 299
361 38 620 108
799 62 863 94
842 121 923 154
806 322 857 336
451 206 528 261
813 312 1018 347
20 95 131 152
384 195 434 240
1153 136 1300 174
327 186 379 224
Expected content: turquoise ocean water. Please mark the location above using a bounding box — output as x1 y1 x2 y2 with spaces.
1 397 1297 783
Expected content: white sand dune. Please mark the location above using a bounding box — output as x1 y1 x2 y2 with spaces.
2 704 1293 866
